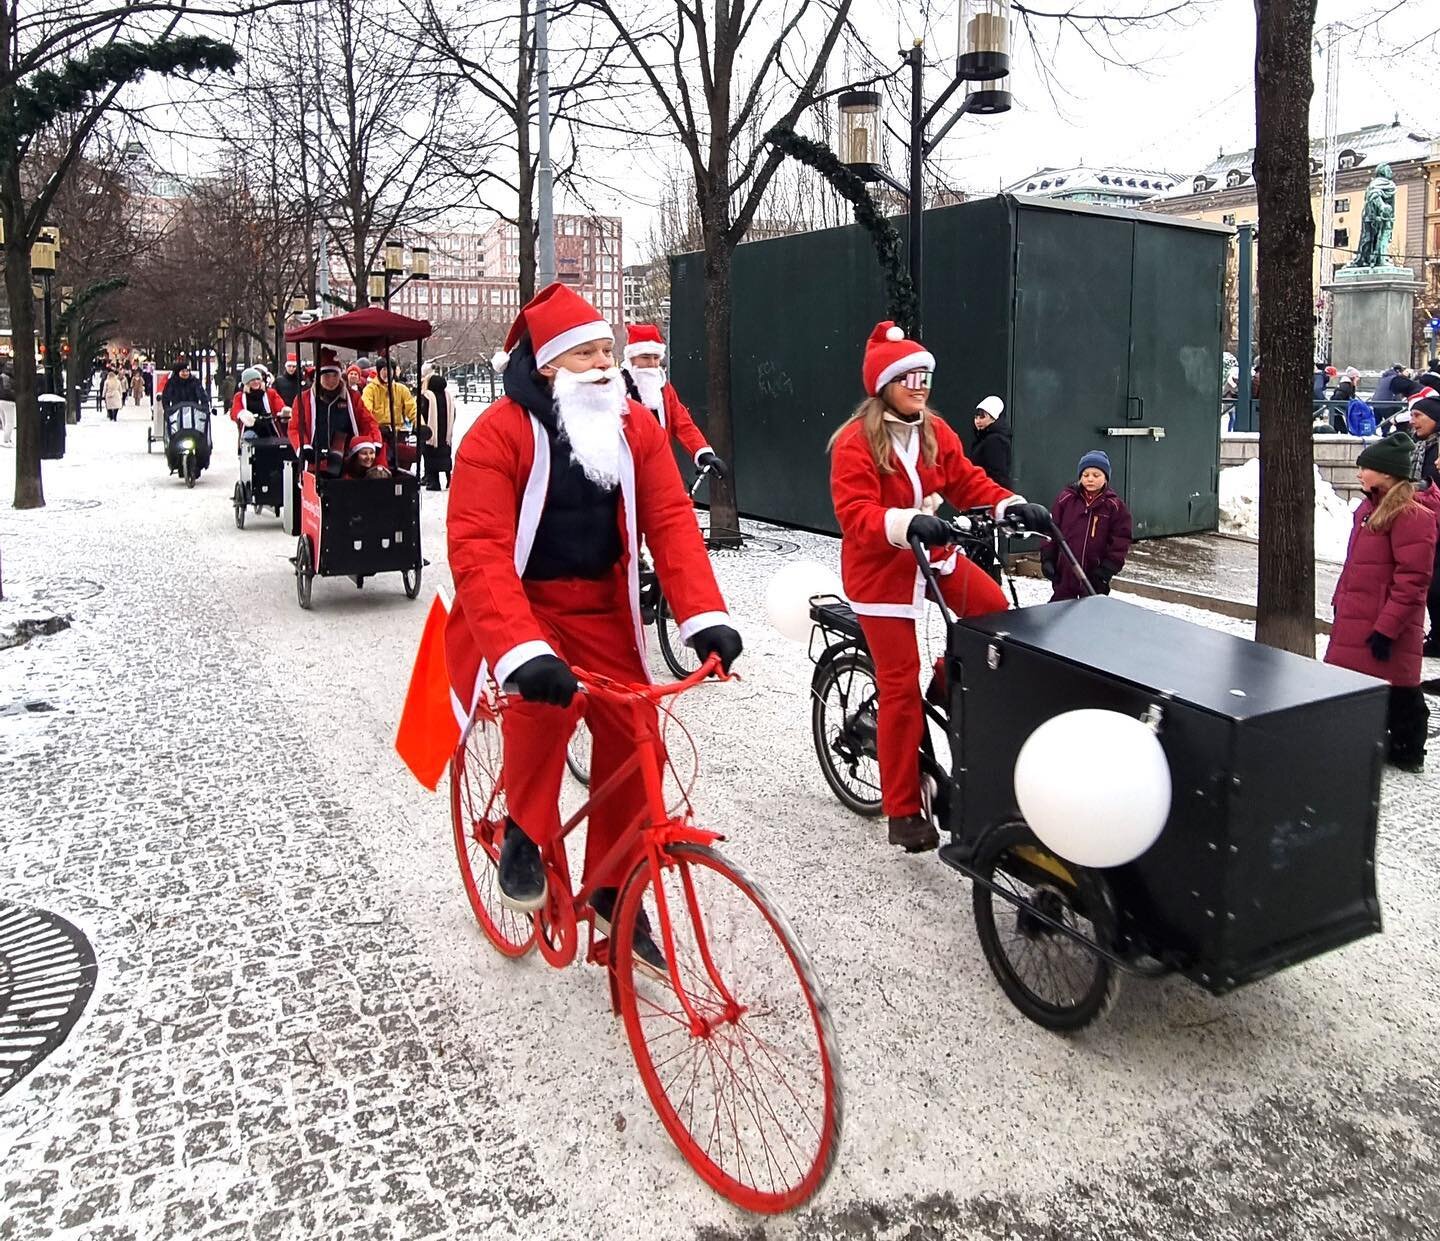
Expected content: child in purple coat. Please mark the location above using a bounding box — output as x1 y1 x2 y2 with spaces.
1041 450 1133 600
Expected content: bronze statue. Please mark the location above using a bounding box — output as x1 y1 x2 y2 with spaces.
1352 163 1396 269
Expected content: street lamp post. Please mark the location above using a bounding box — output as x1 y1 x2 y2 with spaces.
839 0 1012 338
30 228 60 395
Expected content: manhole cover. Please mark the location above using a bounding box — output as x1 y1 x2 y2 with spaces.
31 577 104 605
0 901 97 1097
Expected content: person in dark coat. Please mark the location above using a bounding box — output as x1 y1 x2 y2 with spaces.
1324 432 1437 772
1313 364 1333 403
1370 364 1406 406
969 395 1012 489
273 355 302 407
161 358 207 411
1330 367 1358 433
1041 450 1133 601
1407 398 1440 656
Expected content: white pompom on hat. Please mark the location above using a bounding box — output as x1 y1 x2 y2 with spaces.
862 320 935 397
492 282 613 373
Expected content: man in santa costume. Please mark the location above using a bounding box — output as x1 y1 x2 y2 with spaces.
620 323 727 478
447 283 741 960
829 321 1051 852
288 349 388 473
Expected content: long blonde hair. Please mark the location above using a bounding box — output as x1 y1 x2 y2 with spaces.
1367 477 1417 533
827 396 938 474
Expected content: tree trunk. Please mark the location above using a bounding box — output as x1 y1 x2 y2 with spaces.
701 219 740 547
516 0 536 303
1252 0 1318 655
6 237 44 509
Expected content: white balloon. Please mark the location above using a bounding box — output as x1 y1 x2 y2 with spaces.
765 560 844 643
1013 709 1171 868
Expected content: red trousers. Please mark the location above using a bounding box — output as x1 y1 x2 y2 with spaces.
501 571 660 889
856 558 1007 818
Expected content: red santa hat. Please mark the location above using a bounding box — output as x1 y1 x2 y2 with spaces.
347 438 383 456
492 282 613 373
318 349 341 374
285 353 298 364
624 323 666 363
862 321 935 397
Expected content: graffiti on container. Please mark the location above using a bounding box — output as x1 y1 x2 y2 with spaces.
757 362 794 400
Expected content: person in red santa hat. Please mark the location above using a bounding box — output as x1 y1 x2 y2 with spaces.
620 323 726 478
446 282 742 961
829 321 1051 852
288 349 388 473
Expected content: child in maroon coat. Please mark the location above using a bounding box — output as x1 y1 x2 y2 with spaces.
1324 432 1437 772
1041 450 1134 600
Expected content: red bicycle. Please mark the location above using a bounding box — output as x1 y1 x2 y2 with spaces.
450 656 843 1213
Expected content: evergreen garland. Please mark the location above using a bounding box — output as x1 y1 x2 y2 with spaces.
3 38 240 155
55 276 128 338
764 125 918 332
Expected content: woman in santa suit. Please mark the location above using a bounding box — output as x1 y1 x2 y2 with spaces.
229 367 288 437
829 321 1051 852
446 283 742 967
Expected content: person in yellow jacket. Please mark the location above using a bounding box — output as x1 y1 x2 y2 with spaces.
362 357 417 431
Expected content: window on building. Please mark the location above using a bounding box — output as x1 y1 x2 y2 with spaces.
1337 149 1358 171
1334 197 1350 214
1225 168 1245 189
1334 227 1349 249
1222 213 1236 226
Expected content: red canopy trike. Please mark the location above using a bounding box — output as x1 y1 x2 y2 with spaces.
283 307 433 609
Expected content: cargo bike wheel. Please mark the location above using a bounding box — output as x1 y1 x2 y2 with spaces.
810 647 883 817
450 705 535 957
970 821 1121 1032
294 536 315 610
565 721 590 786
233 482 247 529
613 844 843 1213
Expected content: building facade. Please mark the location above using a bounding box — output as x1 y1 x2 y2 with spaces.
1143 121 1439 309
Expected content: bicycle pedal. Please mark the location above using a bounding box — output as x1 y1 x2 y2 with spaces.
937 839 977 873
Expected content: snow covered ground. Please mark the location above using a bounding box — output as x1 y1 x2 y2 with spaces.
1 408 1437 1239
1219 457 1357 563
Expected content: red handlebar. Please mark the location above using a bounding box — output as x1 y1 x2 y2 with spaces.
570 653 732 703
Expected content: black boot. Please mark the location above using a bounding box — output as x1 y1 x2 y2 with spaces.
498 820 547 912
590 887 666 975
888 814 939 852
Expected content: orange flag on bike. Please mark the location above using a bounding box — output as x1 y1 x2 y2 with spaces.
396 591 460 791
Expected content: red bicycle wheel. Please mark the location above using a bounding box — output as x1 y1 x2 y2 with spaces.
450 707 535 957
613 845 843 1213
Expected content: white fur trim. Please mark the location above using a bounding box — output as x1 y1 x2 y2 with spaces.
676 610 732 644
624 342 665 362
885 507 921 548
617 433 653 685
348 438 382 455
491 349 510 372
994 493 1026 518
693 446 713 466
495 640 558 689
885 325 905 341
873 350 936 395
535 320 614 368
515 417 550 572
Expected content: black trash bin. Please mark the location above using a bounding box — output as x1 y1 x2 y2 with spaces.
38 394 67 460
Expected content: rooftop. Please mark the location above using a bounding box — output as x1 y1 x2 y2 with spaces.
1001 164 1182 198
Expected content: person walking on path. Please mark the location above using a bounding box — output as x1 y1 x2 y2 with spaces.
1405 398 1440 657
1324 431 1437 772
969 395 1012 489
0 360 15 446
103 368 125 421
416 369 455 491
1040 450 1133 600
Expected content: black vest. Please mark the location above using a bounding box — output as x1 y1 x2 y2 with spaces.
524 434 622 581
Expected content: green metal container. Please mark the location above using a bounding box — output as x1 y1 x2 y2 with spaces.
669 194 1231 538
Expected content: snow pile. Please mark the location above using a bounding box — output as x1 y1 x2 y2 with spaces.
1219 457 1355 562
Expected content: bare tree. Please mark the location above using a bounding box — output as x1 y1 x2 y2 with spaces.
1252 0 1318 656
582 0 854 543
1 2 245 507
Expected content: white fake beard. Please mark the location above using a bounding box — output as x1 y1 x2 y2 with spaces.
630 366 666 413
553 366 625 490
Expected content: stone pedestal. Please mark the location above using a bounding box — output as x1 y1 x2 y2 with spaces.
1324 265 1424 371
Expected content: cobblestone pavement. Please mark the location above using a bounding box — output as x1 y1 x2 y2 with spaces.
1 408 1437 1240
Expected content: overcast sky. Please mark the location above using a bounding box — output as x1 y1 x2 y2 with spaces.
556 0 1439 264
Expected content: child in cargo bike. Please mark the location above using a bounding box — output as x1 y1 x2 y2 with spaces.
828 321 1051 853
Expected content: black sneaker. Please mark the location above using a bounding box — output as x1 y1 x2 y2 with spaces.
498 821 547 912
1423 636 1440 658
1387 752 1426 774
590 887 667 976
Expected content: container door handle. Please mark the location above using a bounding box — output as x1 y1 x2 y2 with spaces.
1103 426 1167 439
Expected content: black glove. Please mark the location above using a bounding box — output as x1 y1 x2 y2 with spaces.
1089 570 1112 596
906 513 952 547
1005 502 1053 533
1368 631 1393 662
507 654 578 705
299 445 315 465
697 450 728 480
1040 558 1057 582
690 624 743 673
